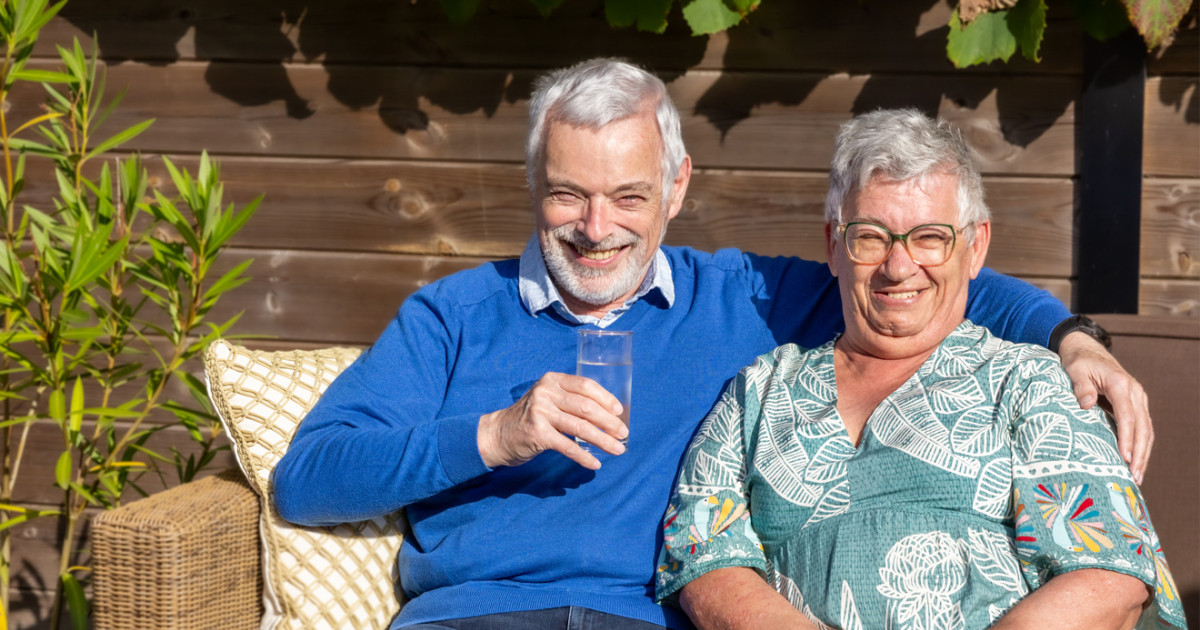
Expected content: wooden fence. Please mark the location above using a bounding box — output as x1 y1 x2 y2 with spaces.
8 0 1198 626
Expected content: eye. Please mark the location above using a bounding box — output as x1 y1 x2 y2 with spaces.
855 230 886 242
911 228 952 245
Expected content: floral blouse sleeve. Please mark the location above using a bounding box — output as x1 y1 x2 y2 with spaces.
1007 346 1187 628
654 357 769 604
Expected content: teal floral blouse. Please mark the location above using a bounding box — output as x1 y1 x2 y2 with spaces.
655 322 1186 629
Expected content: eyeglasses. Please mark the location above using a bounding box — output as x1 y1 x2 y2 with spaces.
836 222 969 267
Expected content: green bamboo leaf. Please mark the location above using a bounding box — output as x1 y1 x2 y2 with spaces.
55 451 72 487
27 0 67 36
438 0 483 23
202 258 253 302
11 69 73 83
65 231 128 294
682 0 744 35
68 481 100 506
1123 0 1193 49
12 0 49 40
0 503 60 518
209 195 262 251
61 572 89 630
49 388 65 421
8 136 57 157
83 118 154 162
605 0 672 33
55 42 86 80
162 156 200 212
69 376 83 432
0 508 60 531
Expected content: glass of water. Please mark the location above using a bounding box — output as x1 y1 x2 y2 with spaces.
575 329 633 451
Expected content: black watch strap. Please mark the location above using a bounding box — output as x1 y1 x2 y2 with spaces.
1049 314 1112 352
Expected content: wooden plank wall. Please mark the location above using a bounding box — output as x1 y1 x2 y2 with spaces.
9 0 1198 626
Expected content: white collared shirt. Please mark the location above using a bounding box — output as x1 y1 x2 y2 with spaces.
517 236 675 327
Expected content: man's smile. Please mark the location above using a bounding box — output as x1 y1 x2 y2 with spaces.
572 243 624 261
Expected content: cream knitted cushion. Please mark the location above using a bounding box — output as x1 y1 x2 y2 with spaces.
204 340 407 630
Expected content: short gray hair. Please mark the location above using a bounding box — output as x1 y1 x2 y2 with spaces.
825 108 989 237
525 58 686 205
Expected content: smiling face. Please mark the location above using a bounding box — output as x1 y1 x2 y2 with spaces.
827 171 991 359
535 110 690 318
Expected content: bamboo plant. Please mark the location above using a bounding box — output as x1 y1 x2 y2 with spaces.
0 0 261 628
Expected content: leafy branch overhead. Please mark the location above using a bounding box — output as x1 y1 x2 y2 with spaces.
435 0 1194 67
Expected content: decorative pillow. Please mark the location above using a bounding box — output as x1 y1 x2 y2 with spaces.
205 340 408 630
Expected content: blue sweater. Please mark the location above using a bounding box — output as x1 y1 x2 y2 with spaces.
272 247 1068 629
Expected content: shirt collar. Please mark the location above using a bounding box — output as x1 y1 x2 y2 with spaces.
518 236 674 327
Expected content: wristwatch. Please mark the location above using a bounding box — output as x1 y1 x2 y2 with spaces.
1049 314 1112 352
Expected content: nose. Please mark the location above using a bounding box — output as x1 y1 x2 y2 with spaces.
580 197 614 244
879 239 920 278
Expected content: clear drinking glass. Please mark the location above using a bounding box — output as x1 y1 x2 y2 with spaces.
575 329 633 452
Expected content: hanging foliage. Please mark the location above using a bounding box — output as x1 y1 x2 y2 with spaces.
433 0 1193 67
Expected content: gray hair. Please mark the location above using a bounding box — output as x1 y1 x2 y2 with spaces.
825 108 989 239
525 58 686 205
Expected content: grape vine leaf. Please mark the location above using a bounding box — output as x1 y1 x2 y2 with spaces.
606 0 673 33
683 0 744 35
947 0 1046 67
1068 0 1133 41
1123 0 1194 48
725 0 763 16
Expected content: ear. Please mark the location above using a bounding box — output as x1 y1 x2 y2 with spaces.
967 220 991 279
825 222 839 277
665 155 692 221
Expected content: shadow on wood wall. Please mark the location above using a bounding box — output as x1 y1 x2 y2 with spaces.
50 0 1146 146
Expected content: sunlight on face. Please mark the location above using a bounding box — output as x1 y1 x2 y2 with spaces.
535 112 674 317
829 172 990 359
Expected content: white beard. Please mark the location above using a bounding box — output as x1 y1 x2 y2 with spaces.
540 224 652 308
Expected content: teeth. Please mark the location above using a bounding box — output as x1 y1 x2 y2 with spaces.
574 244 620 261
887 290 920 299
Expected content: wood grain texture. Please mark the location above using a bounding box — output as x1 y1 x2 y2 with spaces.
1142 178 1200 278
1143 77 1200 179
11 154 1076 272
4 60 1082 176
1140 278 1200 316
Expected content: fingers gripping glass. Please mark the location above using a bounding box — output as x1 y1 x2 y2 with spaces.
836 222 968 267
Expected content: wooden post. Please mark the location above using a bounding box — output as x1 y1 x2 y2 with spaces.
1075 30 1146 314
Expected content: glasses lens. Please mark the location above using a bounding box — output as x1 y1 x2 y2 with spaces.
845 223 890 264
907 225 955 265
844 223 957 266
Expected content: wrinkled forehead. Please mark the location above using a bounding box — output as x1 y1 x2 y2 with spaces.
845 171 961 224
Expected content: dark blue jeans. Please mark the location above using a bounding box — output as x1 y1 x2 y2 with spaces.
402 607 668 629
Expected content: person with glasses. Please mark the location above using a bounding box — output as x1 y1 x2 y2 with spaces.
655 109 1185 630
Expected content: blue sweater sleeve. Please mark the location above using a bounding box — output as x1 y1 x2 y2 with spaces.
272 288 491 526
965 268 1071 347
744 252 1070 349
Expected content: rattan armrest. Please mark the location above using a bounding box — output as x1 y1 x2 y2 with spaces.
92 468 263 630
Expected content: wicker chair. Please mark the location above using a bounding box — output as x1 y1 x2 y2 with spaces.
91 469 263 629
